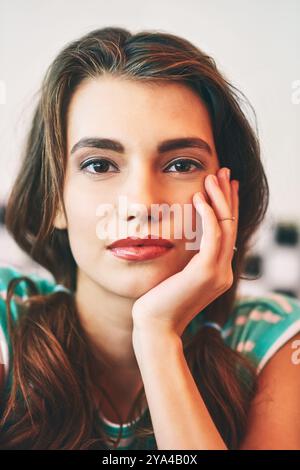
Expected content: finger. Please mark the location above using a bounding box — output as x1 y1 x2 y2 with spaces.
216 167 232 213
192 191 222 268
218 179 239 268
231 179 239 243
204 172 236 268
204 173 232 222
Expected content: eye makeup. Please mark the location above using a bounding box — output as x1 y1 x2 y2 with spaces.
77 156 207 176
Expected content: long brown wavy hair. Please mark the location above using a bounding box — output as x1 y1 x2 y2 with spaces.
0 27 269 449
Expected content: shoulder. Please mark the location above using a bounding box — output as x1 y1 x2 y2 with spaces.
239 332 300 449
222 291 300 374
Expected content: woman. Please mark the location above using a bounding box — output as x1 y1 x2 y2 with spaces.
0 26 300 450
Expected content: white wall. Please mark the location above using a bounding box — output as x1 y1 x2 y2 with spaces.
0 0 299 278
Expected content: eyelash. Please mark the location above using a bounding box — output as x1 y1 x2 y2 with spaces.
79 157 205 175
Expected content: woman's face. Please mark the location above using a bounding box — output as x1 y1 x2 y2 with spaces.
54 76 220 298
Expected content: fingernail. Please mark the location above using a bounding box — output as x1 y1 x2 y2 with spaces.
226 168 231 180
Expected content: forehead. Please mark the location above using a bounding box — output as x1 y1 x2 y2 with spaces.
66 76 216 154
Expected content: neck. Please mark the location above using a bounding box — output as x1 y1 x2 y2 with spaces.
74 268 141 376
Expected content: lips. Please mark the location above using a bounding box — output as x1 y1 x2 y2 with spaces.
107 236 174 261
107 236 174 249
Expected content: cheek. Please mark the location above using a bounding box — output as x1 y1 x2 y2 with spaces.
63 177 203 263
63 182 107 258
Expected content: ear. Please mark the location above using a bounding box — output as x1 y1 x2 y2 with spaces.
53 204 67 230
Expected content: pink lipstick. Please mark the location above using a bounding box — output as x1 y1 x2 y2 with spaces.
107 236 174 261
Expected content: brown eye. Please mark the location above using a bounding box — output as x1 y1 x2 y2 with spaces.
80 158 118 174
164 158 205 173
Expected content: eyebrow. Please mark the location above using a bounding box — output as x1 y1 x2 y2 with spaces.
70 136 213 156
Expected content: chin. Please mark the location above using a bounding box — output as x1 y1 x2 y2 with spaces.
96 268 172 299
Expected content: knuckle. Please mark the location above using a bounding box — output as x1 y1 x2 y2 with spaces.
216 271 234 291
202 265 216 283
227 272 234 287
206 269 216 283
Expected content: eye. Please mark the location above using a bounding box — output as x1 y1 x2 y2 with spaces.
79 158 118 174
79 156 206 175
164 158 205 173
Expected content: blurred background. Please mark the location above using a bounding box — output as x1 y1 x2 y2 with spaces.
0 0 299 297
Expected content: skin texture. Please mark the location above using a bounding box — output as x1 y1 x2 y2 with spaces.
53 75 226 420
54 79 221 343
239 334 300 449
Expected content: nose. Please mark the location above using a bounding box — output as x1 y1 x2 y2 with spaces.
118 164 162 225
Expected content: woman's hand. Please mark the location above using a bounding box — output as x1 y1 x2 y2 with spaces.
131 167 239 338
